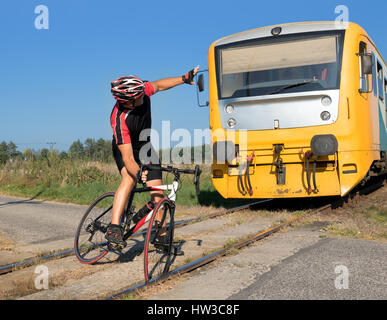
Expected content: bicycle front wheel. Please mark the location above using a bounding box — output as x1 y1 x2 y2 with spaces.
74 192 115 264
143 198 174 282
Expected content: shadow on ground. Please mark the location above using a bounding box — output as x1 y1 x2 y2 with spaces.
0 191 44 208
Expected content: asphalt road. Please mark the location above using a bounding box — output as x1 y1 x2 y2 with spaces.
151 223 387 300
229 237 386 300
0 195 86 245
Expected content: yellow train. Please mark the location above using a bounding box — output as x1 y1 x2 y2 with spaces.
199 21 387 198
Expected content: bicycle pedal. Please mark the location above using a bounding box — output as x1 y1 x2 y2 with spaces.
173 246 184 256
108 242 125 252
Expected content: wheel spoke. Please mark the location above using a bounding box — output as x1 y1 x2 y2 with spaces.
74 193 115 264
144 200 174 282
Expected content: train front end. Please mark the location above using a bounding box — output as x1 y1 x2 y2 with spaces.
208 22 376 199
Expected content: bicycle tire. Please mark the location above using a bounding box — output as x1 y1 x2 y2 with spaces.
74 192 115 264
143 198 174 282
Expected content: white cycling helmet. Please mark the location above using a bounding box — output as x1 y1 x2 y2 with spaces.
111 75 145 102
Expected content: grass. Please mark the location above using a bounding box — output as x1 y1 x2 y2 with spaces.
365 206 387 224
0 156 120 204
1 156 386 242
303 203 387 242
0 157 253 211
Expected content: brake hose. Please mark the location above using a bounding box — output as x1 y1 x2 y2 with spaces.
312 160 318 192
238 164 247 196
304 150 313 194
245 151 255 196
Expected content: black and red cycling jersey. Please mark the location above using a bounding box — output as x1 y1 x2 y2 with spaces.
110 81 161 179
110 81 155 149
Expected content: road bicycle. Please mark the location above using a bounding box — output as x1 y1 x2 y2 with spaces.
74 164 201 282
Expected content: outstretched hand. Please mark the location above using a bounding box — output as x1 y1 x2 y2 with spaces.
182 65 200 85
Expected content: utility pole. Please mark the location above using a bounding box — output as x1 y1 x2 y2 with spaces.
47 142 56 152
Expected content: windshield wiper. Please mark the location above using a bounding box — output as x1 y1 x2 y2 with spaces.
267 79 317 95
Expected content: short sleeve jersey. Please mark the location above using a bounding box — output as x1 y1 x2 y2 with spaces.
110 81 155 151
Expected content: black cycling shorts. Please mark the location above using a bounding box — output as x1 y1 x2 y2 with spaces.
112 140 162 182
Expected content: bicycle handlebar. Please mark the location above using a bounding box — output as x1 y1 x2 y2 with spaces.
139 164 202 195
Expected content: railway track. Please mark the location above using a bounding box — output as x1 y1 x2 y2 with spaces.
105 202 333 300
0 199 274 275
106 175 386 300
1 175 385 299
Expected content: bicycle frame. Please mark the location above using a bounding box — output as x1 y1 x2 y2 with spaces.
123 180 179 237
74 164 200 266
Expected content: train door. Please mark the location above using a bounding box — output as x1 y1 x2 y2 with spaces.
358 39 379 149
375 59 387 151
358 41 371 93
376 60 385 109
385 78 387 120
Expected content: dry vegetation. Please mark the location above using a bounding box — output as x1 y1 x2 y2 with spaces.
298 188 387 242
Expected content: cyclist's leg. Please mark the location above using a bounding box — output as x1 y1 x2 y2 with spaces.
146 178 164 228
111 140 136 225
111 167 136 225
139 143 164 211
145 162 164 228
107 141 136 246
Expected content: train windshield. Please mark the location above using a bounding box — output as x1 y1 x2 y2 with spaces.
216 31 345 99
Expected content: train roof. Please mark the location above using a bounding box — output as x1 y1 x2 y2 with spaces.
212 21 385 66
213 21 350 47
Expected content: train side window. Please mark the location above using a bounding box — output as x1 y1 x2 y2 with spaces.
358 42 372 93
385 78 387 120
377 61 384 101
371 53 377 97
385 78 387 104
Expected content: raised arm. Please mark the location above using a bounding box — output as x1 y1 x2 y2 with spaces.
150 65 200 94
118 143 140 181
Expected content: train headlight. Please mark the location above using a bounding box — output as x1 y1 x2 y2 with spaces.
311 135 338 156
227 118 236 128
320 111 331 121
225 104 234 114
321 96 332 106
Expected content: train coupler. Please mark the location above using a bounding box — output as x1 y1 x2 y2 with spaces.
273 144 286 185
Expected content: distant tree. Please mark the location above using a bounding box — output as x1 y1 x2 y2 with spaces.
23 148 35 161
7 141 21 158
67 138 113 162
0 141 8 164
59 151 68 160
84 138 96 159
40 148 49 159
95 138 109 161
68 139 84 159
0 141 22 164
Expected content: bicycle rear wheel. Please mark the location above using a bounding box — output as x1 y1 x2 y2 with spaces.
143 198 174 282
74 192 115 264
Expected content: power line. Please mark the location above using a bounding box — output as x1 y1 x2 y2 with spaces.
47 142 56 151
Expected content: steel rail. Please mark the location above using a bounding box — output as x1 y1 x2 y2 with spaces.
0 199 273 275
105 202 333 300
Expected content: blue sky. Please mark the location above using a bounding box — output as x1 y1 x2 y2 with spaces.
1 0 386 152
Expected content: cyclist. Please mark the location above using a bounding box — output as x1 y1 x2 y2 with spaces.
106 66 200 250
